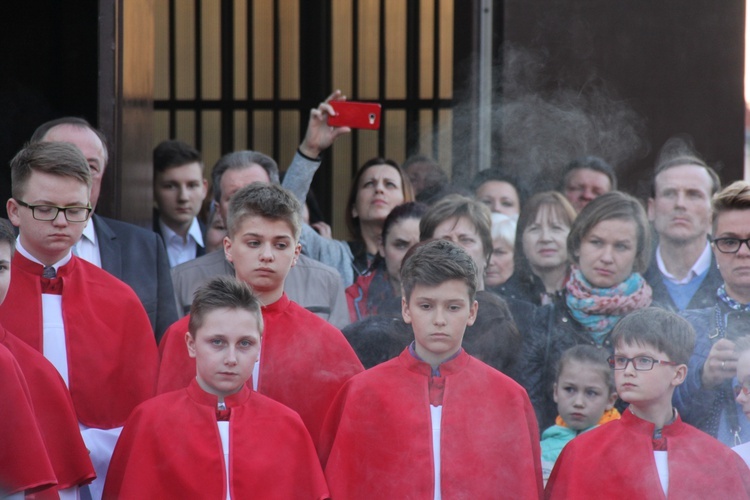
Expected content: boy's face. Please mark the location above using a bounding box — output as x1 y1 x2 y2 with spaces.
0 242 11 305
224 215 300 298
154 163 207 231
553 360 616 431
402 279 478 367
7 171 89 266
734 348 750 420
432 216 487 281
186 307 261 399
614 340 686 408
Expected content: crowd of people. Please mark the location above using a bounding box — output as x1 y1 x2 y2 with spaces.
4 91 750 498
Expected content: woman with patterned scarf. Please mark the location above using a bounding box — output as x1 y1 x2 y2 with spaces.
522 191 653 429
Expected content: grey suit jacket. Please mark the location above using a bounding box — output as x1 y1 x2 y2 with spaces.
171 249 350 329
94 214 179 342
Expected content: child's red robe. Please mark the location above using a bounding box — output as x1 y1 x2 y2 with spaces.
545 408 750 498
0 253 158 428
1 325 95 497
319 348 544 499
157 293 363 448
103 379 329 499
0 343 57 496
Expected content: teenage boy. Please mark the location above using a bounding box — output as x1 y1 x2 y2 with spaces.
158 183 363 448
152 139 208 267
0 219 95 498
1 142 158 498
104 276 328 499
319 239 543 499
546 307 750 498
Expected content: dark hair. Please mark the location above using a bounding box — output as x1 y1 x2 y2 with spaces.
153 139 202 176
381 202 429 245
470 168 527 206
403 154 449 194
226 183 301 240
343 315 413 369
711 181 750 234
561 156 617 191
11 142 92 198
567 191 651 274
345 158 415 240
556 344 615 393
514 191 577 280
462 291 521 375
0 219 16 255
419 194 493 264
610 307 695 365
652 136 721 197
400 239 478 301
30 117 109 166
188 276 263 337
212 150 280 203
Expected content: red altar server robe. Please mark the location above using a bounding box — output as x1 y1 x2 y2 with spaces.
319 348 544 499
158 293 363 447
1 325 95 497
103 379 330 499
0 343 57 497
545 408 750 498
0 253 158 428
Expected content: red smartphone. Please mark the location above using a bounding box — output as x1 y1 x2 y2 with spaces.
328 101 382 130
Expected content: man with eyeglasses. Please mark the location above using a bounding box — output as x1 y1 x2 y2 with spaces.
0 141 158 499
674 180 750 447
644 138 723 312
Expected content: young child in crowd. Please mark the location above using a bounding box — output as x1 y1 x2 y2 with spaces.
320 239 543 499
158 183 363 449
0 219 95 498
540 345 619 484
733 336 750 466
104 276 328 498
546 307 750 497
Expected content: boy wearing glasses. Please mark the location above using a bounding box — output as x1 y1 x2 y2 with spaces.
1 141 158 498
673 180 750 447
546 307 750 498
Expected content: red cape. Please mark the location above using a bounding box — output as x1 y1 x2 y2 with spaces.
319 348 544 499
545 408 750 498
103 379 329 499
1 325 95 495
157 293 363 447
0 343 57 496
0 253 158 428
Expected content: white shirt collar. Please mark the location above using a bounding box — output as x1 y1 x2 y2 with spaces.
15 237 72 272
656 240 712 285
158 217 204 247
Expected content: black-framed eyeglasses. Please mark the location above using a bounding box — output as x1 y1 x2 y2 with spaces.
712 237 750 254
607 355 679 371
15 199 92 223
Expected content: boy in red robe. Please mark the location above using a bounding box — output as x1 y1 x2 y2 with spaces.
319 240 544 499
104 276 329 499
158 183 363 449
546 307 750 498
0 219 95 499
1 142 158 499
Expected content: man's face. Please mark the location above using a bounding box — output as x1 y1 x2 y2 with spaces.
154 162 208 232
648 165 713 246
223 215 300 299
42 125 106 209
6 171 90 266
218 165 271 223
713 209 750 303
186 307 261 399
563 168 611 213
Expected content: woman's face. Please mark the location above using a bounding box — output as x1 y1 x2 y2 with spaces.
485 236 514 287
476 180 520 218
576 218 639 288
522 206 570 273
351 164 404 225
380 217 421 287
